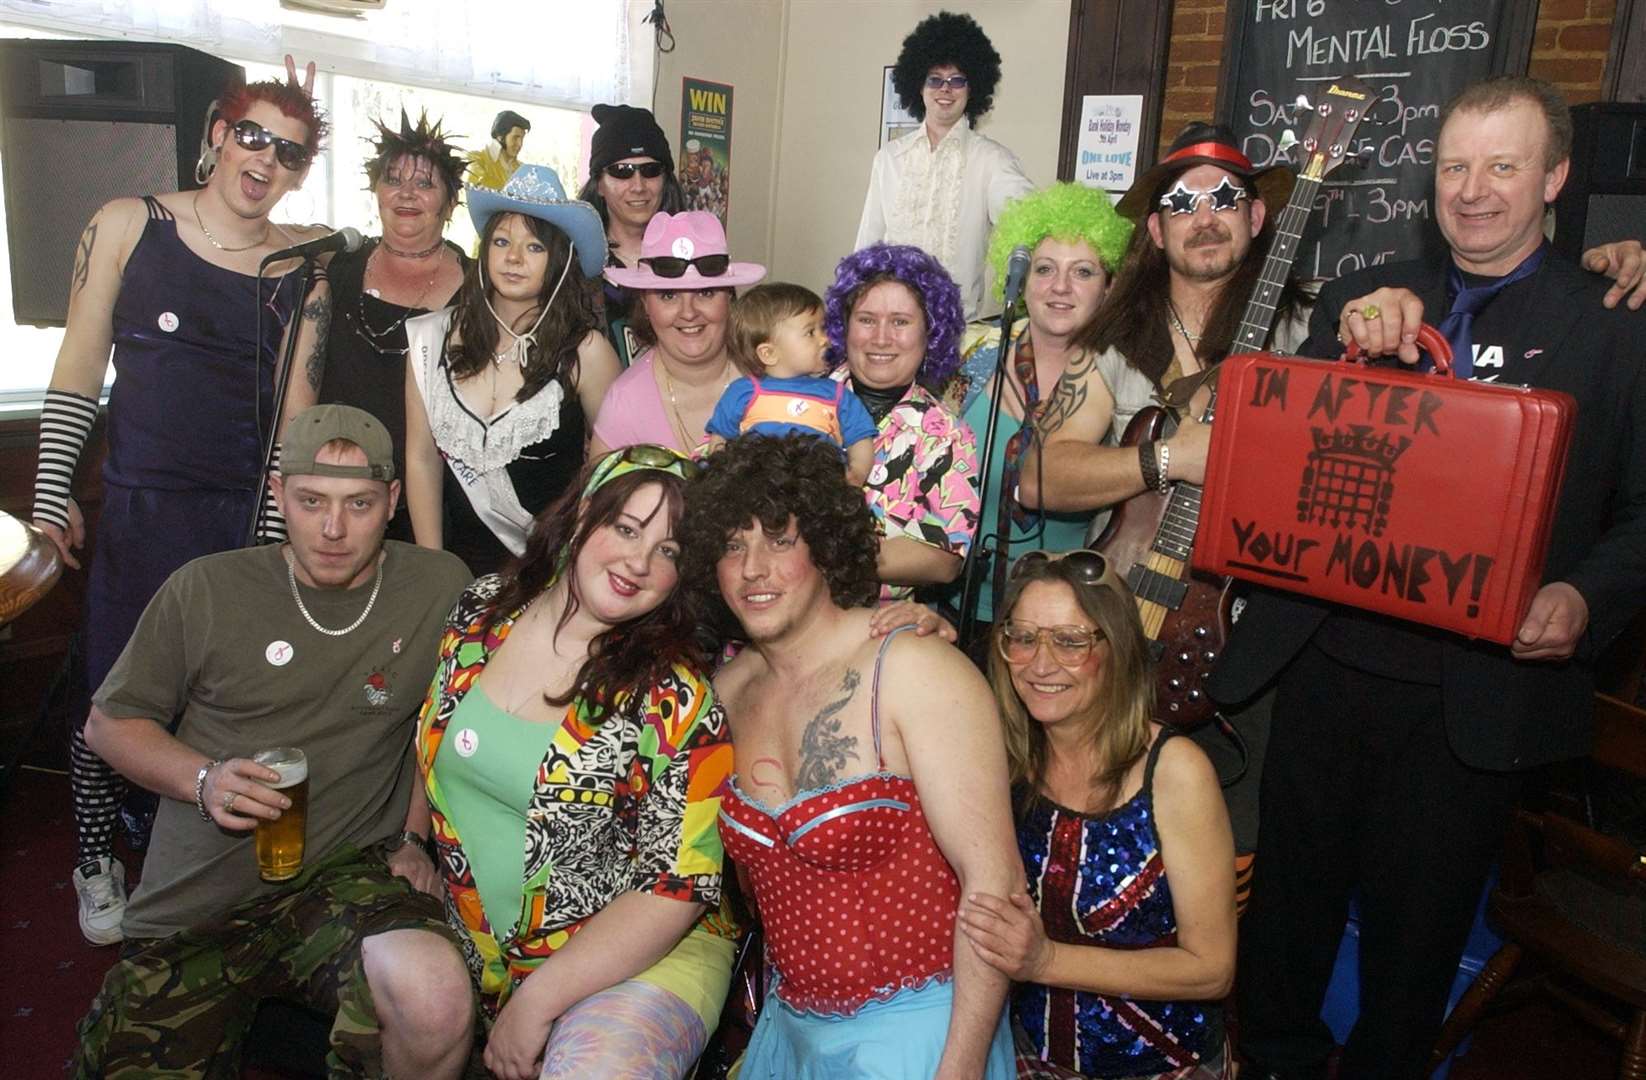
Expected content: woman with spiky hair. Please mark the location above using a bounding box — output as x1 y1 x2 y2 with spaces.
855 9 1033 320
317 110 470 540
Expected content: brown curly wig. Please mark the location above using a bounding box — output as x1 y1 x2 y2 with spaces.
679 434 881 614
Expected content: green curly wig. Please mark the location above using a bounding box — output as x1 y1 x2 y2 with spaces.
985 183 1133 301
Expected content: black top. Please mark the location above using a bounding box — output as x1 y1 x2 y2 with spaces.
318 238 470 541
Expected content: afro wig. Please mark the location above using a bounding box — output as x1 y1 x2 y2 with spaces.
824 244 966 390
892 10 1002 123
363 109 466 211
985 183 1134 300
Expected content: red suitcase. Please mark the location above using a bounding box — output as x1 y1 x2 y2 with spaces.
1193 325 1575 644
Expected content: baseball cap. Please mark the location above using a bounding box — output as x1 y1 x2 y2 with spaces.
282 404 396 482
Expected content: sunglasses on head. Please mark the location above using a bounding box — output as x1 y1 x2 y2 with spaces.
605 161 667 180
583 443 703 500
639 253 731 279
1008 548 1116 588
924 74 970 91
229 119 313 171
1158 177 1250 217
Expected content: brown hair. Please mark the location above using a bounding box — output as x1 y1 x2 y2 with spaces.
1440 74 1573 171
989 558 1154 814
727 283 825 377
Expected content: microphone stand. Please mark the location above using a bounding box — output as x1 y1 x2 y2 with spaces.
244 252 323 547
956 301 1024 651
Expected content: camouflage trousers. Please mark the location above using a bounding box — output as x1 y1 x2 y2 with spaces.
75 841 458 1079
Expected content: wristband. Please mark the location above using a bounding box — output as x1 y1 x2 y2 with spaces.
1155 442 1172 494
256 442 287 544
194 759 224 822
33 388 99 531
1138 439 1160 492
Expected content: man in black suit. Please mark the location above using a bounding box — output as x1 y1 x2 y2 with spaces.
1211 75 1646 1080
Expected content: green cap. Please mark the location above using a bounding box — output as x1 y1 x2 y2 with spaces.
282 404 396 482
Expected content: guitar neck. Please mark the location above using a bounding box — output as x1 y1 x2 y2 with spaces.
1231 172 1320 354
1152 480 1203 562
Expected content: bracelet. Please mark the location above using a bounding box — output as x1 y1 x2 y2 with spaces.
194 759 223 822
1138 439 1160 491
1156 442 1172 494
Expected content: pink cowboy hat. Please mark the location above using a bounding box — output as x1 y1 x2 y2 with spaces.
604 210 767 290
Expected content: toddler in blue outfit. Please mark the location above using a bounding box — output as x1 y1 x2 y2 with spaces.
706 283 877 484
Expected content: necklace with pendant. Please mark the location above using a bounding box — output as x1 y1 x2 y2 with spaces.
660 360 733 448
192 191 268 253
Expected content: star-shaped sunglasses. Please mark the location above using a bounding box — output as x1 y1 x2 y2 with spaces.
1158 177 1250 216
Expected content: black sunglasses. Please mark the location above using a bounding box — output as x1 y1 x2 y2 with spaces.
230 119 313 171
1008 548 1116 588
638 253 731 279
605 161 667 180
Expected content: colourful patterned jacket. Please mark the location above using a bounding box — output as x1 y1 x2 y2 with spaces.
415 575 734 1013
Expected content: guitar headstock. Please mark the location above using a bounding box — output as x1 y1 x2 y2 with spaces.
1297 76 1376 183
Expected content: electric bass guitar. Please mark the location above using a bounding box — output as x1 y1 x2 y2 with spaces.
1092 77 1373 728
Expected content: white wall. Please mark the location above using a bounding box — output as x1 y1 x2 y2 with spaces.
648 0 1072 292
771 0 1071 291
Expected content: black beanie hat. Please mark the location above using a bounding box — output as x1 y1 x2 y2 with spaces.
589 103 674 176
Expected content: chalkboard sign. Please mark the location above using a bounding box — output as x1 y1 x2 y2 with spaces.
1216 0 1537 282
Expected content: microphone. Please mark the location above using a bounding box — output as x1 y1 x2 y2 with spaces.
1001 244 1032 314
260 227 364 266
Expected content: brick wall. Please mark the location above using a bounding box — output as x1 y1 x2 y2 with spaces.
1160 0 1618 154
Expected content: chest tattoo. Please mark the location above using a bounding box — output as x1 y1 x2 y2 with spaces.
795 668 862 791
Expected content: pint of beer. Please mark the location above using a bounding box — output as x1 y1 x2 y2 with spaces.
253 747 308 882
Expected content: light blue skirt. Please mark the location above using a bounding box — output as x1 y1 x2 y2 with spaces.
738 979 1016 1079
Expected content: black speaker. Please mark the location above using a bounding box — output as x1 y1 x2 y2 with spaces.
1553 102 1646 263
0 40 243 327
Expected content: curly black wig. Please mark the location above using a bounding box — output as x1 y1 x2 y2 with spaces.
891 10 1002 123
363 108 466 212
679 434 881 615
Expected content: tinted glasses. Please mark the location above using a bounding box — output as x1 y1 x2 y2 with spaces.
605 161 667 180
997 621 1105 666
924 74 970 91
638 253 731 279
230 119 313 171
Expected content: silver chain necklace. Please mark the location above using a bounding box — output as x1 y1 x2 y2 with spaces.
192 192 268 253
1166 299 1203 344
286 550 383 636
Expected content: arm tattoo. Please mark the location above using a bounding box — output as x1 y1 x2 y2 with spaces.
70 219 98 295
795 669 862 791
302 292 332 392
1035 349 1095 440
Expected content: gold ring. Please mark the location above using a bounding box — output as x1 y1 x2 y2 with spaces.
1360 304 1381 320
223 791 237 812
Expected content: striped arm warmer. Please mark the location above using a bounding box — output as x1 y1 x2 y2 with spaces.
33 388 99 532
256 442 288 543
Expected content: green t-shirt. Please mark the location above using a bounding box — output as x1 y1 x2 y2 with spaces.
96 540 471 939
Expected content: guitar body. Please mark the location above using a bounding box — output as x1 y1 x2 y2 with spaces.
1092 406 1232 730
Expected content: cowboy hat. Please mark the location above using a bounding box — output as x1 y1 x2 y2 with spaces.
603 211 767 291
1114 122 1295 222
466 164 607 277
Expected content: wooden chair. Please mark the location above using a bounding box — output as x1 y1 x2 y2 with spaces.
1430 693 1646 1078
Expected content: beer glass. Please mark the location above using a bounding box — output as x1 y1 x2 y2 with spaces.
253 747 308 882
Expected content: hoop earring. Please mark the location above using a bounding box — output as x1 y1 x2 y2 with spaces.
194 145 218 185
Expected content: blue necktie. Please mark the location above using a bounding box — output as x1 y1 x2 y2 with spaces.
1437 245 1546 378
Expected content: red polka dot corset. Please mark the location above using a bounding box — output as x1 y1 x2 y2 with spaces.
719 771 959 1016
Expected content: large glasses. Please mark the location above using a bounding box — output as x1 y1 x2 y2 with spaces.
1158 177 1250 217
998 621 1105 666
639 253 731 279
583 443 703 499
230 119 313 171
605 161 667 180
924 74 970 91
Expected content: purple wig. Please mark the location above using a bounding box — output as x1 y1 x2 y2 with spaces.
824 244 965 390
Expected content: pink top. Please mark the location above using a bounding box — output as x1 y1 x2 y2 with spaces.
590 349 685 453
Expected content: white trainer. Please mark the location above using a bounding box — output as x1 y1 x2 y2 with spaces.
73 856 126 946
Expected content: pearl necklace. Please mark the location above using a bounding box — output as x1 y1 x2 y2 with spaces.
192 192 268 253
1166 300 1203 345
286 550 383 636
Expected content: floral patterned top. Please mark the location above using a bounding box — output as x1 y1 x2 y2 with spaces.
415 575 735 1015
833 370 981 601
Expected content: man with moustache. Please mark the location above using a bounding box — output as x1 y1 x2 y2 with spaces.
32 74 336 944
75 405 474 1079
1210 76 1646 1080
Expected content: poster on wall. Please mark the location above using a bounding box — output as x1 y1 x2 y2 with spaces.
679 77 733 224
1074 95 1144 197
881 66 920 146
